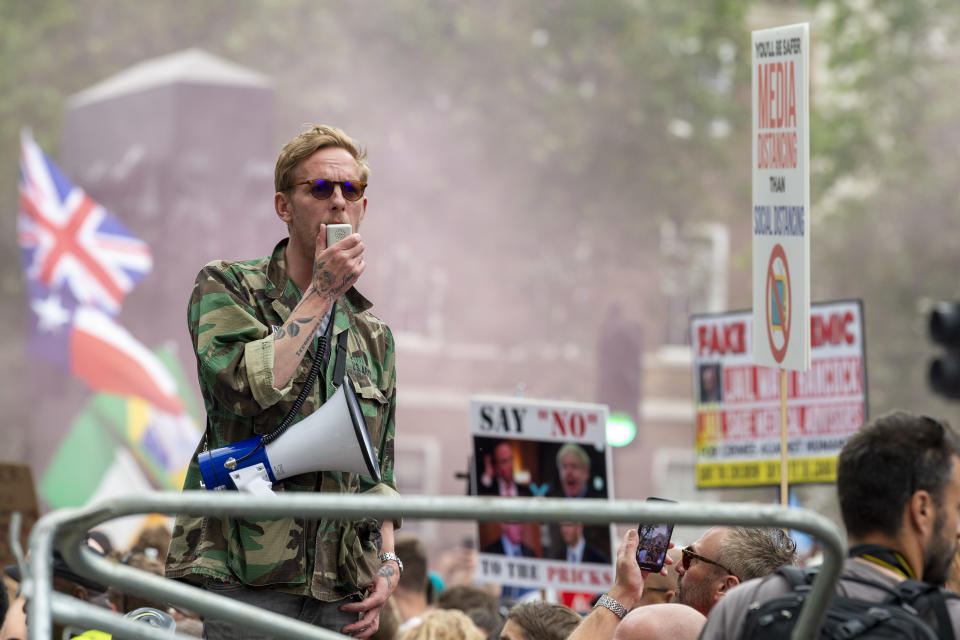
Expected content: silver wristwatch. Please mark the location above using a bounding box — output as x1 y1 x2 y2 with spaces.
594 594 627 619
379 552 404 575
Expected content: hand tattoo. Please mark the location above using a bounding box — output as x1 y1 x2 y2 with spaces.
316 270 336 300
312 257 359 302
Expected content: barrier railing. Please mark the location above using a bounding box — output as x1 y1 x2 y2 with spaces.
18 493 846 640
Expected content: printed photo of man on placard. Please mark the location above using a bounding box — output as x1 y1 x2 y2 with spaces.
541 441 611 562
472 436 544 559
474 438 534 497
470 396 615 599
699 362 723 404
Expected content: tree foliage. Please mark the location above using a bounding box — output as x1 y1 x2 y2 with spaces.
803 0 960 416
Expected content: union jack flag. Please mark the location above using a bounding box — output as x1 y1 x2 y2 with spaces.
18 129 152 315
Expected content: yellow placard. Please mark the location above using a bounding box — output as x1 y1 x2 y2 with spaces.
696 456 836 488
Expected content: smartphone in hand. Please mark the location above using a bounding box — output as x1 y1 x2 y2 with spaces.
636 496 676 572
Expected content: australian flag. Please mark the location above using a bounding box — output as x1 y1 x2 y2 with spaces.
18 130 183 414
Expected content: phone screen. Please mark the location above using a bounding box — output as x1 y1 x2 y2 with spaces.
636 496 676 572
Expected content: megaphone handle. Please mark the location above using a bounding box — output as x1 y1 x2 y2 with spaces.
230 464 277 495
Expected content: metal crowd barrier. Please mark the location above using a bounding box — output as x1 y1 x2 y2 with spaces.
16 493 846 640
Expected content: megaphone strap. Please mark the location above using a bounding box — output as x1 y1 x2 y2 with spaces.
332 328 349 389
258 304 338 451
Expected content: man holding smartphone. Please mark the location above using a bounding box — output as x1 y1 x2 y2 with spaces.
166 124 400 639
567 524 796 640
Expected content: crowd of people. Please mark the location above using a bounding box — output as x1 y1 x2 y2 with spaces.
7 409 960 639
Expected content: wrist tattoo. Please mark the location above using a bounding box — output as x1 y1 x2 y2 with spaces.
278 315 320 347
378 564 395 590
292 320 321 356
274 316 321 356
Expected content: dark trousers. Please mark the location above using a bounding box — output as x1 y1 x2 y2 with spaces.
201 581 361 639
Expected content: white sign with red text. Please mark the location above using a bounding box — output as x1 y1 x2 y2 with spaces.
691 301 866 488
477 554 615 593
752 23 811 371
469 396 615 597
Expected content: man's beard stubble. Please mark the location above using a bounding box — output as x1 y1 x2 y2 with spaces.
675 573 712 616
921 507 956 585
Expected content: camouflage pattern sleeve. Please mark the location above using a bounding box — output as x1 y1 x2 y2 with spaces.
189 261 294 414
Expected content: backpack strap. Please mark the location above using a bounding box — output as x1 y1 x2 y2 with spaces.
834 606 902 639
939 591 960 640
892 580 941 603
891 581 956 640
838 573 901 599
777 564 816 591
931 593 954 640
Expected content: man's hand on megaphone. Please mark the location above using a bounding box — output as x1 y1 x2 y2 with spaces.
338 559 398 639
311 223 365 304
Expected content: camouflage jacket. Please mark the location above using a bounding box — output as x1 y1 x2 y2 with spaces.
165 238 399 601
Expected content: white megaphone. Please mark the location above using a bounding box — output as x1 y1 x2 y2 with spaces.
198 376 381 495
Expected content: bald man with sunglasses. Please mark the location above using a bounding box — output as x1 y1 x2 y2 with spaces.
167 125 400 639
674 526 797 616
567 525 795 640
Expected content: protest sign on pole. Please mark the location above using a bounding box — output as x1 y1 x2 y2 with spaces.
692 301 866 489
470 396 614 598
752 23 811 505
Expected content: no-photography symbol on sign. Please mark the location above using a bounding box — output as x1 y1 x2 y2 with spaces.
765 243 792 363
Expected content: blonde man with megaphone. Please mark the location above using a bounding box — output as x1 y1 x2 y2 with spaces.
167 124 401 640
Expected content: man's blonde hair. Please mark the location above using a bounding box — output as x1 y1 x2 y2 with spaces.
274 124 369 192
